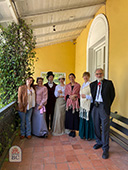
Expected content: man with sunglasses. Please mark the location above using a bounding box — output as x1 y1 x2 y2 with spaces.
90 68 115 159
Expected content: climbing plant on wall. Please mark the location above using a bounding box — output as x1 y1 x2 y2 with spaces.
0 19 37 106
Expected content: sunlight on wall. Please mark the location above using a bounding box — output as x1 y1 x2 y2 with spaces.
33 0 128 118
75 1 128 117
34 41 75 84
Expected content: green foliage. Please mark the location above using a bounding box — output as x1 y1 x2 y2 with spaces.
0 19 37 105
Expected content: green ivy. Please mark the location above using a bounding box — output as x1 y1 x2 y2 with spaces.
0 19 38 105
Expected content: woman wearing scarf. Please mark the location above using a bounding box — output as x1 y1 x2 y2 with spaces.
65 73 80 137
79 72 95 140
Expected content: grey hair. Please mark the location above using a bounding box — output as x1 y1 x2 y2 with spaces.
95 68 104 73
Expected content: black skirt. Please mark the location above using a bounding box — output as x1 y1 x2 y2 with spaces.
65 108 79 130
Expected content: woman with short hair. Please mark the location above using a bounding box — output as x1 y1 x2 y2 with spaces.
32 77 48 138
52 75 66 136
65 73 81 137
18 77 35 139
79 72 95 140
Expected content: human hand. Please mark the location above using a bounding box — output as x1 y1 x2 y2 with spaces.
59 95 64 98
38 105 42 110
81 94 86 98
58 90 62 94
70 95 77 100
69 95 73 100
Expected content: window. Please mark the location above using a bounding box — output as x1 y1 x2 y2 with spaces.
41 72 66 84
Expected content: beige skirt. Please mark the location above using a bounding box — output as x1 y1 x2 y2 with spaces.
52 97 66 136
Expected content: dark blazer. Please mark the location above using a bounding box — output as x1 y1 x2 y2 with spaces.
44 82 57 114
90 79 115 115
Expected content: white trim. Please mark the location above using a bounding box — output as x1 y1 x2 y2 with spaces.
36 26 85 38
22 3 104 18
5 0 18 24
32 16 93 30
87 14 109 79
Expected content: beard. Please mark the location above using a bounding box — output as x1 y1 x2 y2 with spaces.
96 77 104 81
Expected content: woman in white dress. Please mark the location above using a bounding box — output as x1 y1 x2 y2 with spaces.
52 75 66 136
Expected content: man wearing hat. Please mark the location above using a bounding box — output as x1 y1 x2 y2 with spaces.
44 71 57 130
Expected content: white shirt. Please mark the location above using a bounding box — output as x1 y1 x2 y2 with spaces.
54 84 65 97
27 87 35 110
48 82 53 88
95 81 103 102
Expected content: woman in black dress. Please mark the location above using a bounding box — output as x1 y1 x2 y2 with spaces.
65 73 81 137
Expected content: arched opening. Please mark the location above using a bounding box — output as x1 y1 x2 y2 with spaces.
87 14 109 81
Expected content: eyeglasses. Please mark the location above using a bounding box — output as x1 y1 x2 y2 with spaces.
96 73 103 75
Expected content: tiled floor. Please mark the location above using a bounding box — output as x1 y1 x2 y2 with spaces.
1 133 128 170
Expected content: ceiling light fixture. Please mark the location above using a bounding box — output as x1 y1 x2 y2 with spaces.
53 24 56 32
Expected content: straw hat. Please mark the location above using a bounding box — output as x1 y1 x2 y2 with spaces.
58 75 65 80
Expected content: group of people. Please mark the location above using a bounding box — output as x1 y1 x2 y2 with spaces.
18 68 115 159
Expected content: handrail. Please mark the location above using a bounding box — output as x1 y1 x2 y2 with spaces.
0 101 16 116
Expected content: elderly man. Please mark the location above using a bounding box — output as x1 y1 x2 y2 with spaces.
90 68 115 159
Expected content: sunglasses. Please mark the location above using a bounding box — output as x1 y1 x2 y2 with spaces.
96 73 103 75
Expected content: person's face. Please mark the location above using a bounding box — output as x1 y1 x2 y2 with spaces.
59 78 64 84
95 70 104 81
83 75 89 83
26 78 33 86
48 75 54 82
69 75 75 83
38 79 43 86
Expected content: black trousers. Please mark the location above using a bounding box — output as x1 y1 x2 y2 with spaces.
91 103 110 151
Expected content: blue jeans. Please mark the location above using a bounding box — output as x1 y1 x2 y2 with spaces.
18 108 32 137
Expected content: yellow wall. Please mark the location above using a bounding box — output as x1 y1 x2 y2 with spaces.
34 0 128 117
106 0 128 117
34 41 75 84
75 0 128 117
75 5 106 85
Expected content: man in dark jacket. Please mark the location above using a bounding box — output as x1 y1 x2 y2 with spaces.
44 71 57 130
90 68 115 159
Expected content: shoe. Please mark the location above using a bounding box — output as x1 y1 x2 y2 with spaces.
69 131 73 136
72 131 76 138
27 135 32 139
87 138 91 141
43 134 48 138
93 144 102 149
20 136 25 139
102 150 109 159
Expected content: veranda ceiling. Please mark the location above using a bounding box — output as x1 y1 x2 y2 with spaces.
0 0 106 47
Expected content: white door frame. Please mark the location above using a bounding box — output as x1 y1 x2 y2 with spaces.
87 14 109 79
